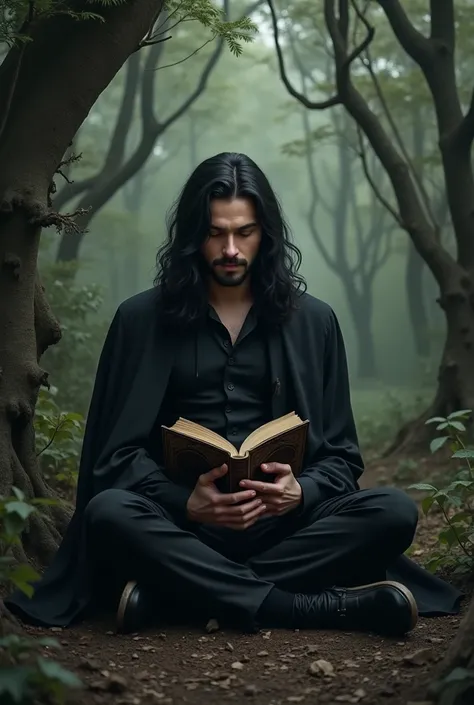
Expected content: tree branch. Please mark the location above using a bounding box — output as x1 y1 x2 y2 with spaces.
267 0 374 110
54 52 141 211
321 0 454 286
376 0 433 68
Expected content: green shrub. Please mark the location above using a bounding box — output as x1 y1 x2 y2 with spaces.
35 387 85 496
409 409 474 575
0 489 82 703
41 264 107 416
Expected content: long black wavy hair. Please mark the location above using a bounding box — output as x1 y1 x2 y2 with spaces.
155 152 307 328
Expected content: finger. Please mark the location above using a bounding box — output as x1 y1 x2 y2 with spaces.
220 504 267 529
217 502 267 524
218 489 257 505
199 464 228 485
239 479 284 495
261 462 291 475
215 498 262 517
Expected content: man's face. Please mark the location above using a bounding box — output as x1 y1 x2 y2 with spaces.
202 198 262 288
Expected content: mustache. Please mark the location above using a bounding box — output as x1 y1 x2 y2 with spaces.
212 257 247 267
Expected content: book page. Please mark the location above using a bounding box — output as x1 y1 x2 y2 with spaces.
169 418 237 455
239 412 303 455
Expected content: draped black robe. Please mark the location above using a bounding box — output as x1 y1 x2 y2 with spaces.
6 288 462 625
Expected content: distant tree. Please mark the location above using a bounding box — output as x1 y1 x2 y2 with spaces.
54 0 262 265
281 45 393 379
268 0 474 452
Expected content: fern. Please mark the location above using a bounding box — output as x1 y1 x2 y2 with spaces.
164 0 258 55
1 0 257 56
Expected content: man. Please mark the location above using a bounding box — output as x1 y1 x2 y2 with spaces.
7 153 461 636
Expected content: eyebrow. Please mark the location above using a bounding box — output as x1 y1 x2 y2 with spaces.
210 221 258 233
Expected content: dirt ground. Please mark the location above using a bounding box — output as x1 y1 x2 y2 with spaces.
14 456 473 705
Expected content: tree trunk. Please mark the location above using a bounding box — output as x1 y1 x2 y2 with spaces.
346 286 377 380
406 240 431 359
428 594 474 705
0 0 163 573
385 265 474 454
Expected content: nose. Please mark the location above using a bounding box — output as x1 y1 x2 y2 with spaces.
223 235 239 259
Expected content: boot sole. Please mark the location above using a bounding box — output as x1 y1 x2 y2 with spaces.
346 580 418 633
116 580 138 634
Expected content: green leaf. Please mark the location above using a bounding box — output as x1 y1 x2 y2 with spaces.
448 420 466 432
435 422 449 431
5 501 35 521
36 658 82 688
421 495 435 515
450 511 473 524
438 526 461 547
11 487 25 501
452 449 474 459
424 557 441 573
0 666 32 702
408 482 438 492
425 416 446 425
430 436 449 453
447 410 472 420
9 563 40 596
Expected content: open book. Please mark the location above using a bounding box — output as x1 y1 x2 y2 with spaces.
162 412 309 493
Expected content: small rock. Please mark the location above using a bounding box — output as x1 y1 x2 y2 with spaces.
242 654 250 663
257 650 269 657
206 618 220 633
106 630 114 636
287 696 305 702
262 630 271 639
403 648 434 667
225 642 234 652
231 661 244 670
132 653 139 659
50 627 62 632
308 659 334 677
79 657 100 672
306 645 318 654
244 684 259 696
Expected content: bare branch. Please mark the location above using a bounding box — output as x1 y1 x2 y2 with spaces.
54 52 141 210
355 125 402 226
376 0 433 68
359 42 439 230
267 0 340 109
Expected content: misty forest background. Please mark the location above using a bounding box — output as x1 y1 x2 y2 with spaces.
3 2 474 703
38 2 452 462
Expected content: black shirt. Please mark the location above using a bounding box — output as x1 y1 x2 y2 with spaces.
159 306 272 451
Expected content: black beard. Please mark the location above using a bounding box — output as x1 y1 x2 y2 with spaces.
210 266 250 287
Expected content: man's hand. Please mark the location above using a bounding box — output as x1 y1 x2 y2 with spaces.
239 463 302 516
186 464 267 530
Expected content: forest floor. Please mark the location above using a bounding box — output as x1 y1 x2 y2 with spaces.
21 453 471 705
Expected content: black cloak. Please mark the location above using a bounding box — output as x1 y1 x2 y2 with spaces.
6 288 463 625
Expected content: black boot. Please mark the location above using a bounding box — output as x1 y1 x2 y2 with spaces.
116 581 151 634
293 581 418 637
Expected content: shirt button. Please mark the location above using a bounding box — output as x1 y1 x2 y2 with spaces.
231 428 238 436
227 383 234 391
225 406 232 414
228 357 235 365
223 340 229 348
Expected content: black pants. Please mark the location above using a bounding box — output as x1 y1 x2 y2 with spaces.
84 486 418 629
